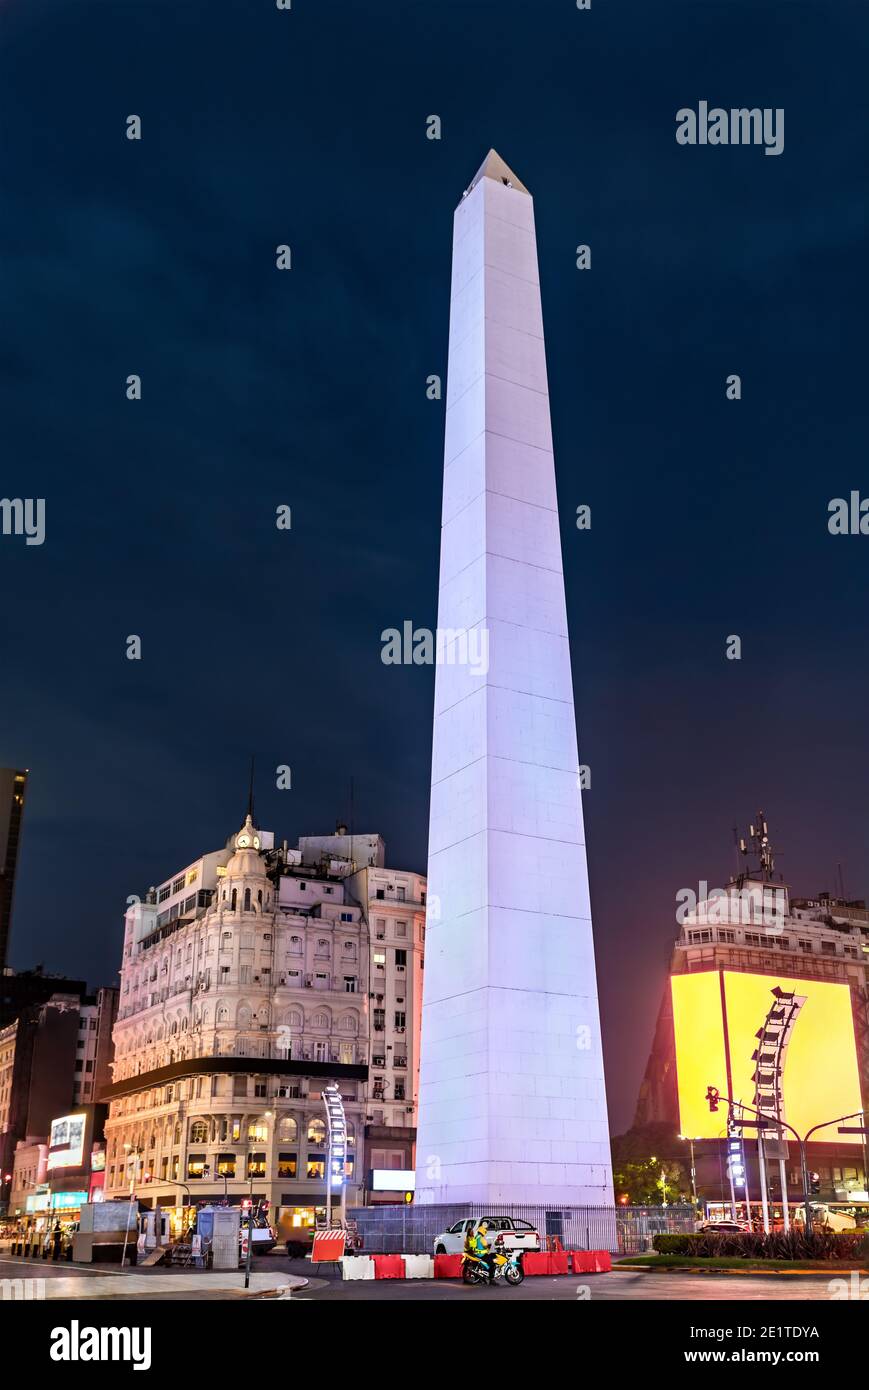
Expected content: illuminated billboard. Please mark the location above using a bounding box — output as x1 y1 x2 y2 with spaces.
672 970 864 1144
47 1113 87 1171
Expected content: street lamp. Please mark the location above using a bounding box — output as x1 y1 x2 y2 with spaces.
679 1135 700 1209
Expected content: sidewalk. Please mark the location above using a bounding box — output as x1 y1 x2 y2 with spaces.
43 1272 306 1298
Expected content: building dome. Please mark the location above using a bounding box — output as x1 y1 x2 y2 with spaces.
224 814 267 879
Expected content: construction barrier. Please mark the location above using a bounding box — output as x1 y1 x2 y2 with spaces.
340 1256 375 1280
312 1232 346 1263
339 1249 612 1281
570 1250 611 1274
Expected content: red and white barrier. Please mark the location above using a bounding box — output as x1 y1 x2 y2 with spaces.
339 1249 612 1280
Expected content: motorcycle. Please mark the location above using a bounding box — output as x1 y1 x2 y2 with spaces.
462 1237 525 1287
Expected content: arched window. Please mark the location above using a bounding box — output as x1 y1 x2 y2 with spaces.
307 1118 326 1147
173 1123 181 1146
244 888 251 912
190 1120 208 1144
286 1009 302 1028
217 1004 229 1024
231 888 237 911
312 1012 328 1029
237 1005 252 1030
257 890 263 905
339 1014 357 1034
278 1117 297 1144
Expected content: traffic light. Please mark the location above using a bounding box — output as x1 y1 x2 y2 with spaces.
810 1171 821 1194
705 1086 720 1113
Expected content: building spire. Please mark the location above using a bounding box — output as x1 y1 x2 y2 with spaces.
247 755 255 824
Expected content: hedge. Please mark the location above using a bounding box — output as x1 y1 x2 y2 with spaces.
652 1230 868 1261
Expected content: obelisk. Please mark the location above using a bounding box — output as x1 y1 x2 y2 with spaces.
415 151 613 1206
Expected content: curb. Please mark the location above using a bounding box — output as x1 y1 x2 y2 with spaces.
615 1263 869 1278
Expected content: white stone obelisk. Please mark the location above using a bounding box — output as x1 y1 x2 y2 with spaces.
414 151 613 1206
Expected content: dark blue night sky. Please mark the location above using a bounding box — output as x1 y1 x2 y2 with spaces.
2 0 868 1130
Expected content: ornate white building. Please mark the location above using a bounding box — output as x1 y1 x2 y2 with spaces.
103 814 425 1236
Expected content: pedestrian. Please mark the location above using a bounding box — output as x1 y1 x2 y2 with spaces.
52 1221 62 1261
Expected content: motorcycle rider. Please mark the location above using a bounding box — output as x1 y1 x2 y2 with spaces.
464 1221 495 1284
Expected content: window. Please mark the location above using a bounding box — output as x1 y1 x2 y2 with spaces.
396 886 406 901
190 1120 209 1143
217 1154 236 1177
249 1121 269 1143
822 941 837 954
394 1082 406 1101
394 1011 406 1030
373 1009 385 1031
340 912 352 922
248 1153 267 1177
396 921 407 937
374 952 386 967
278 1153 297 1178
158 884 171 903
278 1117 298 1144
187 1154 208 1179
395 948 407 967
344 977 357 993
307 1118 327 1147
376 889 384 900
307 1160 325 1180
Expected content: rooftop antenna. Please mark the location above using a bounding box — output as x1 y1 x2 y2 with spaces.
247 755 255 823
737 809 777 882
837 862 846 901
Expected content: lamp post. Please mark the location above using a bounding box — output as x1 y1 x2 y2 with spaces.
679 1135 700 1209
120 1143 143 1268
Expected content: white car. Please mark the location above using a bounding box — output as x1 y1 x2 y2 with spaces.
433 1217 541 1256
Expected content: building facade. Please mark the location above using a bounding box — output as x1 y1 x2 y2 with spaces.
103 815 424 1235
636 867 869 1212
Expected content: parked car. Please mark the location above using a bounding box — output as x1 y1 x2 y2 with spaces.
696 1219 752 1234
433 1217 540 1256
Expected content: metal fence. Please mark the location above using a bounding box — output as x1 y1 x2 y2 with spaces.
347 1203 695 1255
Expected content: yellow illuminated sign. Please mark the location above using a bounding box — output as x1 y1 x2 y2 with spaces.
672 970 864 1143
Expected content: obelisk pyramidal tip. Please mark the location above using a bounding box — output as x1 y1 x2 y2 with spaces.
415 153 613 1207
466 148 530 196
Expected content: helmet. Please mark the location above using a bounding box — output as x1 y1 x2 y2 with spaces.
477 1222 488 1233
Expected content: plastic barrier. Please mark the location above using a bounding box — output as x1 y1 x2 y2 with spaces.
549 1252 570 1275
522 1251 552 1276
570 1250 612 1274
434 1253 464 1279
403 1254 435 1280
340 1256 375 1280
372 1254 405 1280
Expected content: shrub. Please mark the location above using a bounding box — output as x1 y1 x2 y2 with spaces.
651 1230 868 1261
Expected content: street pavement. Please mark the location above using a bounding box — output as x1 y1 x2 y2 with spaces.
289 1269 849 1301
1 1255 850 1301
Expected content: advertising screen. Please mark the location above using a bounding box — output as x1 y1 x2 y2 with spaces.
47 1113 87 1171
672 970 864 1143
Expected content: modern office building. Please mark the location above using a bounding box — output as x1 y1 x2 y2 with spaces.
414 151 612 1206
0 767 27 974
102 814 425 1235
